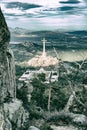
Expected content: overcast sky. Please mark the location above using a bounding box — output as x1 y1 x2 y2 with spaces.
1 0 87 31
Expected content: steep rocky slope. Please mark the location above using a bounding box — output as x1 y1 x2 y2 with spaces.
0 7 15 103
0 8 29 130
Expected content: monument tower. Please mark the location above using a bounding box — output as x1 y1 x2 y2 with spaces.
27 37 58 67
42 38 47 57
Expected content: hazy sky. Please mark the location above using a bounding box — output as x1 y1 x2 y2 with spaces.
1 0 87 31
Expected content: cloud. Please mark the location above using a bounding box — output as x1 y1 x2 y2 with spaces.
6 2 42 10
59 6 75 11
4 13 24 17
1 0 87 31
60 0 80 4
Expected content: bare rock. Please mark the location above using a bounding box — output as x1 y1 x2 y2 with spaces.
29 126 40 130
0 8 29 130
4 99 29 129
0 7 10 50
72 114 87 125
51 125 78 130
0 8 16 103
0 109 12 130
47 111 87 126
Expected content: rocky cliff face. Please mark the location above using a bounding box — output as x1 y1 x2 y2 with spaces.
0 8 29 130
0 7 15 103
0 7 10 50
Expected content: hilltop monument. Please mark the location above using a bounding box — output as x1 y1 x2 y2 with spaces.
42 38 47 57
20 38 58 67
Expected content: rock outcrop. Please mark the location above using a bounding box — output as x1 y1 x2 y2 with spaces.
28 126 40 130
4 99 29 129
0 7 10 50
51 125 78 130
0 7 15 103
20 54 58 67
0 7 29 130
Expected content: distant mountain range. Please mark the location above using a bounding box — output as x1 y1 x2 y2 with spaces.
69 30 87 36
10 27 87 50
9 28 87 63
10 27 87 36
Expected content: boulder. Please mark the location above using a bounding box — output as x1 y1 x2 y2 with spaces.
29 126 40 130
4 99 29 129
51 125 78 130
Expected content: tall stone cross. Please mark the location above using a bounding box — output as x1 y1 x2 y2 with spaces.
42 38 47 57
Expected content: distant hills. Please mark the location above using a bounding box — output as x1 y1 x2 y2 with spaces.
10 27 87 50
9 28 87 63
10 27 87 36
68 30 87 36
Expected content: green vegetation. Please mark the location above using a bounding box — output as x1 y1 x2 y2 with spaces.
31 74 68 111
16 58 87 129
40 123 53 130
